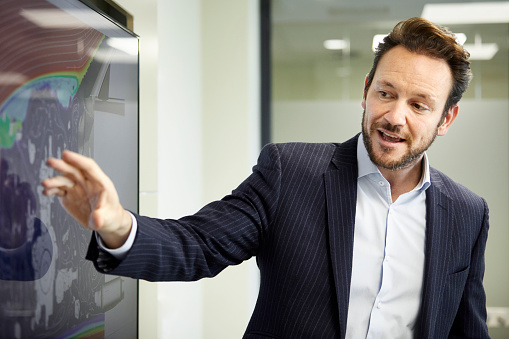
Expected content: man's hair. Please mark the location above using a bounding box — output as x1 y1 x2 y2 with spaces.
364 17 472 118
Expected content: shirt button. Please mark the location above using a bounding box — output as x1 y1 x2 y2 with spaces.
378 181 384 186
377 302 382 309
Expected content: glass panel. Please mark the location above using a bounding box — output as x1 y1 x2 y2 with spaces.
0 1 139 337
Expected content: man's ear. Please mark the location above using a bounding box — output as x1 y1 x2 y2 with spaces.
437 104 459 136
361 74 369 109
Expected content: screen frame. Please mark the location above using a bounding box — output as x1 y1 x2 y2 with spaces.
78 0 141 336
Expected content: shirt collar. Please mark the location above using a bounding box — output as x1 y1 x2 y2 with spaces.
357 134 431 191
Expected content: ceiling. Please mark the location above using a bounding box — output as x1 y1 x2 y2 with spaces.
270 0 509 100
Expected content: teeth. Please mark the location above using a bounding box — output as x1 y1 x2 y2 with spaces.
381 131 402 141
382 131 399 139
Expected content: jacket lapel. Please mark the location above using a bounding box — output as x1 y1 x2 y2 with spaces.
324 136 358 339
323 137 456 338
416 169 454 337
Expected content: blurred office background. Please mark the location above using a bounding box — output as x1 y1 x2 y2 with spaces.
115 0 508 337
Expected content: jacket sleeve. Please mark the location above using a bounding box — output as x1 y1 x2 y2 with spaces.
448 198 490 338
86 144 282 282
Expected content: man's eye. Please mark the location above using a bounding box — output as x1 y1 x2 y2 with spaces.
413 103 429 111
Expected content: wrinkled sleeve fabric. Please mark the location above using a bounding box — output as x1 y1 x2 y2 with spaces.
86 143 282 282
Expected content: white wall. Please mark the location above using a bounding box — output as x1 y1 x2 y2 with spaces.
114 0 260 338
156 1 204 337
201 1 260 337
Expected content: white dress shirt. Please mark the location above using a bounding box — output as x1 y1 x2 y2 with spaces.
345 135 430 339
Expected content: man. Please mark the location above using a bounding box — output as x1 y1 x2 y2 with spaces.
42 17 490 338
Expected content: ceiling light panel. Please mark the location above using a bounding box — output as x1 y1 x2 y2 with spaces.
422 2 509 24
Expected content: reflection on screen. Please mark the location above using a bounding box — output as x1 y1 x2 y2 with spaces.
0 0 138 338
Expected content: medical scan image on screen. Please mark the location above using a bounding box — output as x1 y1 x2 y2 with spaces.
0 0 139 338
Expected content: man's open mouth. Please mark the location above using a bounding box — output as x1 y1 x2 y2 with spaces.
379 130 404 143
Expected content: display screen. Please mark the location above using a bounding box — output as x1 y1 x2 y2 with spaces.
0 0 139 337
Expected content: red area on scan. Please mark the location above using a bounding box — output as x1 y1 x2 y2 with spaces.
0 0 104 106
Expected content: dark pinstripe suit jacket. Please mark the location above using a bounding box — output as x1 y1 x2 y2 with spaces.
87 135 490 338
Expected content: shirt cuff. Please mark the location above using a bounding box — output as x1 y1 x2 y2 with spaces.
95 211 137 261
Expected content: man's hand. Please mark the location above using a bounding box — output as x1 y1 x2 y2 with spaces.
42 150 132 249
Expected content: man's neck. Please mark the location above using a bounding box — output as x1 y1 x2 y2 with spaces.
378 157 424 202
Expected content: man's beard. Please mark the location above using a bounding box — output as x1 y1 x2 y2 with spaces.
361 110 438 171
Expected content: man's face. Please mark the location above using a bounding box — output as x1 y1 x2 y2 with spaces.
361 45 458 171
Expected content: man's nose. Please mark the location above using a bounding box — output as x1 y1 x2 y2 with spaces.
384 101 407 126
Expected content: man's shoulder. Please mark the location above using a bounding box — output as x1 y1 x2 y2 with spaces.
429 167 486 207
263 142 337 170
264 135 359 165
271 142 337 156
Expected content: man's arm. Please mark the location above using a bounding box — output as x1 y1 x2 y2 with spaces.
43 145 282 282
85 144 282 282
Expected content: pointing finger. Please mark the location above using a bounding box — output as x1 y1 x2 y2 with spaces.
61 150 109 183
46 157 86 185
42 175 75 190
42 186 65 197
